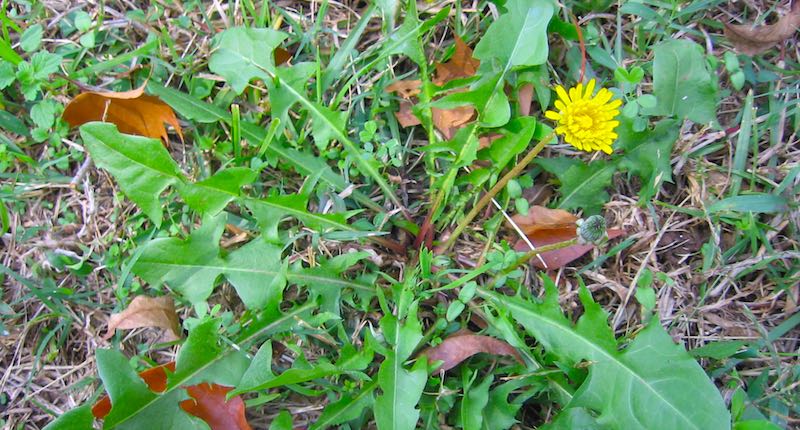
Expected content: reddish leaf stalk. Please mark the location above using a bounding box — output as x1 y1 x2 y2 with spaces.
573 14 587 83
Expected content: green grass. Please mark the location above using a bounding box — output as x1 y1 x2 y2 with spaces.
0 0 798 429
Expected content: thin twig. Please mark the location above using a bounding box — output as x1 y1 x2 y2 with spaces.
441 131 555 253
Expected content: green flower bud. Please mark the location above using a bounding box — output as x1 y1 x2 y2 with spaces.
576 215 607 244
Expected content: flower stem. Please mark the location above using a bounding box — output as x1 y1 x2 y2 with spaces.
507 238 577 273
483 237 578 290
441 130 555 253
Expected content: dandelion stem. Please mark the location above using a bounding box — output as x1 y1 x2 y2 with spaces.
441 130 555 253
507 238 578 273
483 237 578 290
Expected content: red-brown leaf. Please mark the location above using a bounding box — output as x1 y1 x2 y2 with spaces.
431 105 475 140
92 362 251 430
386 80 422 99
393 100 421 127
92 362 176 419
180 383 252 430
420 333 523 372
388 36 481 139
274 47 292 66
102 295 182 342
510 206 624 269
432 36 480 86
518 83 534 117
512 205 578 234
478 133 503 149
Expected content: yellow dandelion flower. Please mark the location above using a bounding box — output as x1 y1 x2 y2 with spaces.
544 79 622 154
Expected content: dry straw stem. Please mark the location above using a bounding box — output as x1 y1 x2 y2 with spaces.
442 130 556 252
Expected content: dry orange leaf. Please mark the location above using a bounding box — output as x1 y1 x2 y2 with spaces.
518 83 534 117
92 362 176 418
389 86 475 138
388 35 481 139
102 295 182 342
180 383 252 430
432 105 474 140
432 36 480 86
394 100 422 127
511 206 624 269
420 332 523 372
386 79 422 99
92 362 251 430
478 133 503 149
274 47 292 66
62 84 183 144
723 2 800 55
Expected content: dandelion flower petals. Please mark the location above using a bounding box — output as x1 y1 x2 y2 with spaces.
584 79 596 99
556 86 570 104
544 80 622 154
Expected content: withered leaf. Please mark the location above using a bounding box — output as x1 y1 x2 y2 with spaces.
432 36 481 86
478 133 503 149
723 2 800 55
102 295 182 341
432 105 475 140
421 333 523 372
92 362 252 430
274 47 292 66
92 362 176 418
386 79 422 99
518 83 534 117
62 84 183 144
180 383 252 430
511 205 624 269
388 35 481 139
388 83 476 137
395 100 422 127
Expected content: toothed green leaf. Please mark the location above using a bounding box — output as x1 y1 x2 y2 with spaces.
480 279 730 430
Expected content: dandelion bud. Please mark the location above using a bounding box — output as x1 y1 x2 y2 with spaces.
576 215 607 244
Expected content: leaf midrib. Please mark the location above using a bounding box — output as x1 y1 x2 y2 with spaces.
311 380 378 430
149 84 384 212
278 83 404 210
251 197 357 233
135 259 372 293
84 125 181 180
488 292 697 429
109 303 314 429
668 49 681 116
558 164 615 210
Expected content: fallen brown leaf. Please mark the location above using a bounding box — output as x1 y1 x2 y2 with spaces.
723 2 800 55
432 36 480 86
432 105 475 140
478 133 503 149
92 362 251 430
180 383 252 430
387 35 481 139
102 295 182 342
511 206 625 269
62 84 183 144
274 47 292 66
394 99 422 127
92 362 176 418
386 80 422 99
513 205 578 232
518 83 534 117
420 333 523 372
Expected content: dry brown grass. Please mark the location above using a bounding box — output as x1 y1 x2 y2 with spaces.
1 0 798 429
